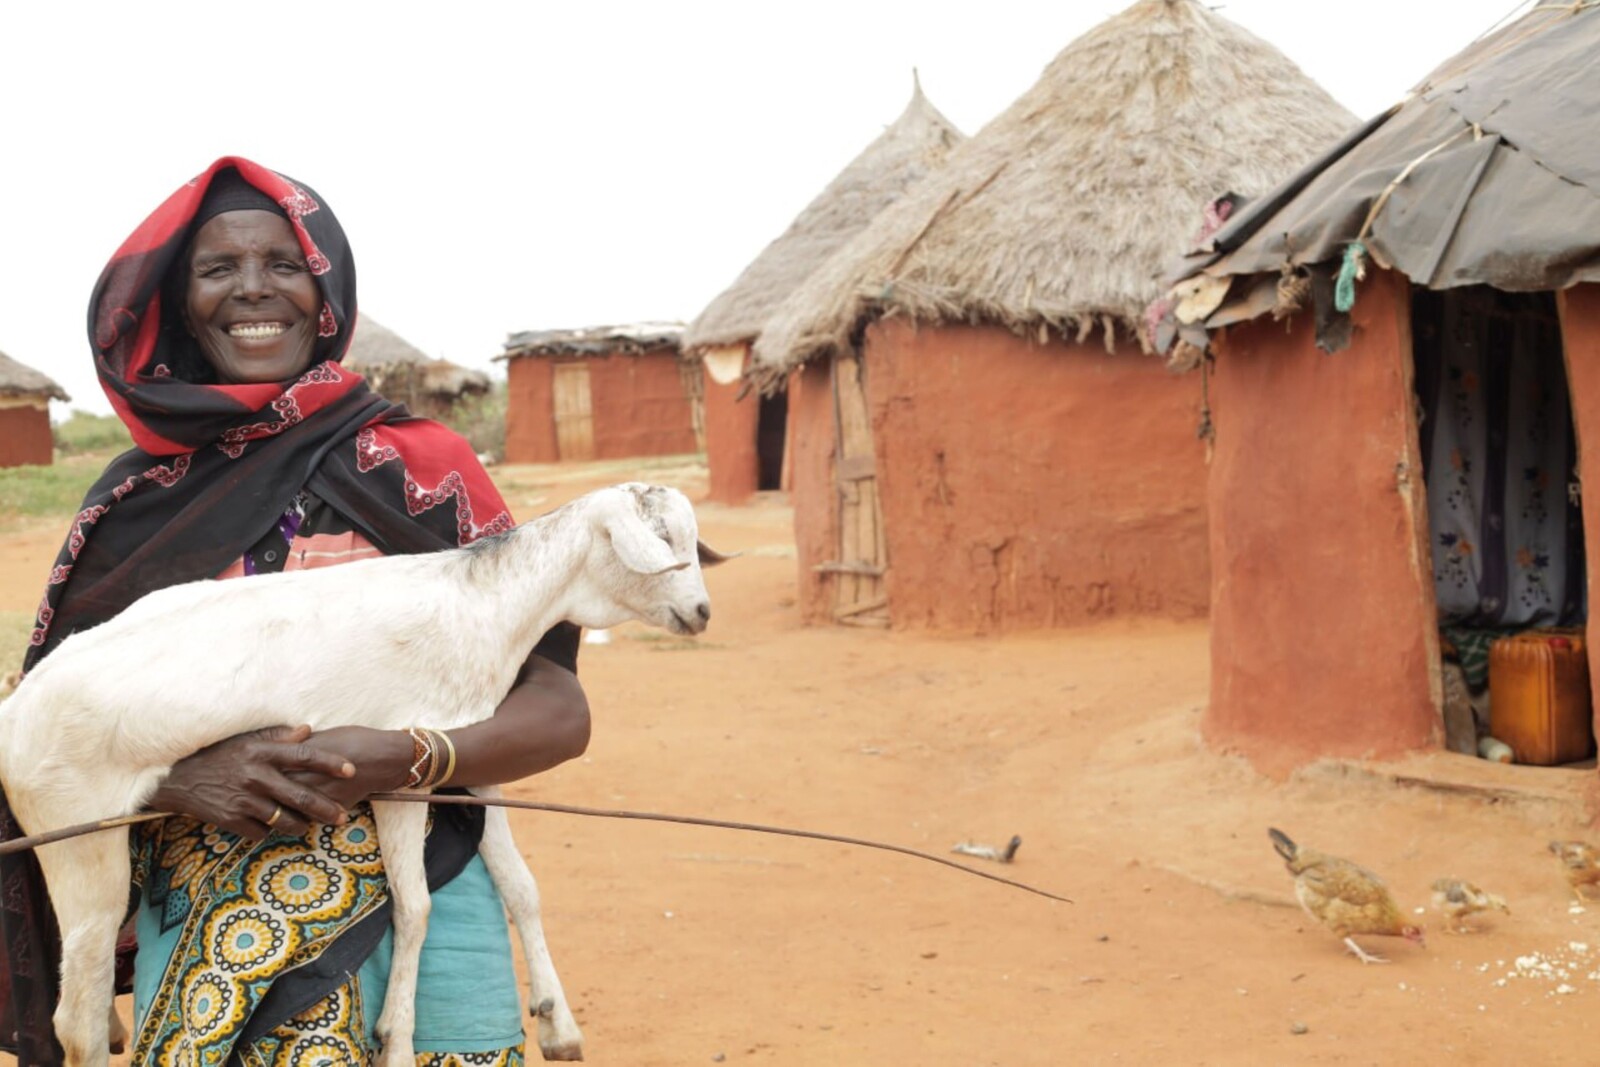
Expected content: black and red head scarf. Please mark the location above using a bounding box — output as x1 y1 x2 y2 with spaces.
0 158 513 1062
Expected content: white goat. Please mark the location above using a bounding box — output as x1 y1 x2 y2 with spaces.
0 482 721 1066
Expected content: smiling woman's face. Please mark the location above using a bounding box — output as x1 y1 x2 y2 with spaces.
183 210 321 384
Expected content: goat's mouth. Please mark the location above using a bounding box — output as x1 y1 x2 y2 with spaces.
666 608 702 636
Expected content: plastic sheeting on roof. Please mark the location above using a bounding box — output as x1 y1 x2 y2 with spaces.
1173 2 1600 315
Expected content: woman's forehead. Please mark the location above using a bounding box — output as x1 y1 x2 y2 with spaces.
191 210 301 256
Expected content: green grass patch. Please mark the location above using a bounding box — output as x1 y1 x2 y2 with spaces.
0 610 33 680
53 410 133 457
0 453 109 519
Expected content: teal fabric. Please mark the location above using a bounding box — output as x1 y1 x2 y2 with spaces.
134 854 524 1053
357 855 525 1053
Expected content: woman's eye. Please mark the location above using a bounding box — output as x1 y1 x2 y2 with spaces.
198 264 231 278
273 260 308 274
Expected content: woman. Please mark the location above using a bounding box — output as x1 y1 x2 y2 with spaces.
0 158 590 1065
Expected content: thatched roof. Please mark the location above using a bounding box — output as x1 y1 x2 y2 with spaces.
1167 1 1600 341
0 350 69 401
501 322 684 359
345 316 489 397
682 79 964 353
752 0 1357 380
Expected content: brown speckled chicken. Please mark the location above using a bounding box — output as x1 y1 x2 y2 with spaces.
1269 828 1425 964
1548 841 1600 902
1430 878 1509 932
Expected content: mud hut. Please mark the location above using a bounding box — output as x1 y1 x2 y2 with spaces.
1160 3 1600 771
0 350 68 468
499 323 697 464
683 80 963 505
752 0 1356 631
345 316 490 422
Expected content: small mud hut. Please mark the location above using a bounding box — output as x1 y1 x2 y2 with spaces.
0 350 68 468
752 0 1356 631
500 323 697 464
345 316 490 423
683 80 963 505
1162 3 1600 772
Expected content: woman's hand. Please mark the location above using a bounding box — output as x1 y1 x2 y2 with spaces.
148 724 359 839
282 725 414 811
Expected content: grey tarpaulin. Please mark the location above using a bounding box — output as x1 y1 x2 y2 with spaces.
1169 1 1600 325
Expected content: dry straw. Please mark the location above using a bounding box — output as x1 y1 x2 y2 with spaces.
0 350 69 401
751 0 1357 385
683 77 965 354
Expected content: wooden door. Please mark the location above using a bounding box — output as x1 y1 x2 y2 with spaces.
553 362 595 462
824 352 889 626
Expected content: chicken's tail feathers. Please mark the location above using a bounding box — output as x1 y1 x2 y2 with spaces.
1268 827 1298 863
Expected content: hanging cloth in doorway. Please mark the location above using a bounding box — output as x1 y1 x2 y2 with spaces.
1415 288 1586 629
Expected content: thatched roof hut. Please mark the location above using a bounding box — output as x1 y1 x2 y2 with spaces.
1152 2 1600 772
0 350 68 402
753 0 1357 382
762 0 1357 633
684 78 965 357
344 316 489 419
0 350 67 468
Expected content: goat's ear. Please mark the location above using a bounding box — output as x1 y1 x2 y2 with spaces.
599 495 685 576
697 540 738 567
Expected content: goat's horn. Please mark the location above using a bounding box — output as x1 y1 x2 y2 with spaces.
697 540 739 567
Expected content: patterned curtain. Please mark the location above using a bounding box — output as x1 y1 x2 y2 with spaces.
1415 287 1586 629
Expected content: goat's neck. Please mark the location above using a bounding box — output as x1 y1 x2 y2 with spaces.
470 503 593 661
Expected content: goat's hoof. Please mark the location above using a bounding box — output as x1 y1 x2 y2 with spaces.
539 1040 585 1062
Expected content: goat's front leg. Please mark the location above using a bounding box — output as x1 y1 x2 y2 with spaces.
370 799 432 1067
34 828 130 1067
475 785 584 1061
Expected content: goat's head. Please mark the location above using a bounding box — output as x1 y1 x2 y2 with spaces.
576 483 730 635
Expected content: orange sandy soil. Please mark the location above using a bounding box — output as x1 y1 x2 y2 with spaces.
5 455 1600 1066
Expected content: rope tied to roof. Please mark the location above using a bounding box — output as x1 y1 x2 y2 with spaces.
1335 123 1483 313
1335 242 1367 313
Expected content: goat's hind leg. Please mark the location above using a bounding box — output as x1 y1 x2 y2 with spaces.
371 799 432 1067
34 828 131 1067
475 786 584 1061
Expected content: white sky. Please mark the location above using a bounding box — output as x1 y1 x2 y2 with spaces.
1 0 1528 417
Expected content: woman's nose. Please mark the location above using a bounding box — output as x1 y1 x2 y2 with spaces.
234 259 269 298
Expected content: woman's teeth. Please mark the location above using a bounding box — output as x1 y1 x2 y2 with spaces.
228 323 286 339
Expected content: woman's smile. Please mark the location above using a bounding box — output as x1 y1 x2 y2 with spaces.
184 210 321 384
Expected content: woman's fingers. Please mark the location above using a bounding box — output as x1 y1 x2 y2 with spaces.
262 771 349 828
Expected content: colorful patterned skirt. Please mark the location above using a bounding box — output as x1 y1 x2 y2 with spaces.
129 805 526 1065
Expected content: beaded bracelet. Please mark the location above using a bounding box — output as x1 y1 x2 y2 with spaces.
404 726 438 789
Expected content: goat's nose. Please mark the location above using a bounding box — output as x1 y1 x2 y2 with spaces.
695 601 711 624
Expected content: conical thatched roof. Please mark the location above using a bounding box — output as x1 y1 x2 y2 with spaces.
345 316 432 370
753 0 1357 380
0 350 69 401
345 316 489 398
682 80 964 353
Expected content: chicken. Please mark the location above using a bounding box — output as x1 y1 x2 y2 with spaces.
1548 840 1600 902
1269 828 1426 964
1430 878 1509 932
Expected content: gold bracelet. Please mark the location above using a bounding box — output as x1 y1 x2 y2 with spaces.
432 729 458 788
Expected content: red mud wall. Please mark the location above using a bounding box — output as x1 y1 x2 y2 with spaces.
787 361 838 624
1557 284 1600 742
862 319 1210 632
504 357 558 464
0 404 51 468
704 373 760 504
587 349 698 460
1204 269 1439 772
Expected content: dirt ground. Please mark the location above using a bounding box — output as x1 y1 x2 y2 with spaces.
7 455 1600 1065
